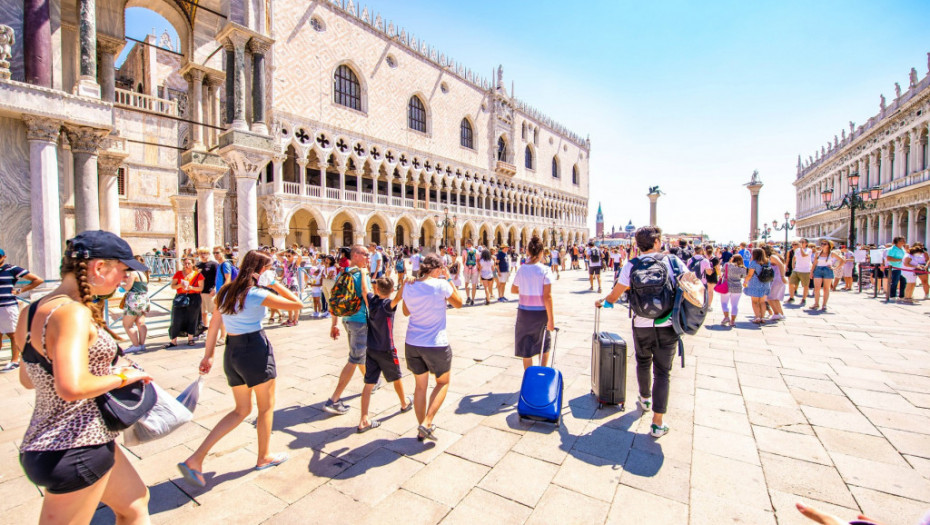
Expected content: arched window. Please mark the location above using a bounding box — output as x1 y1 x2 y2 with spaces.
460 118 474 149
552 157 560 178
572 165 579 185
497 137 507 161
371 224 381 245
525 145 534 169
408 95 426 132
333 65 361 111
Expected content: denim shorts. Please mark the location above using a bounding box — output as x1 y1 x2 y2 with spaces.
344 320 367 365
812 266 834 279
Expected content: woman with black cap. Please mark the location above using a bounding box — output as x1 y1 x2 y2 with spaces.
14 231 153 524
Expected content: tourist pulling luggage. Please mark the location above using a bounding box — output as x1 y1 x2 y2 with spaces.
517 328 562 426
591 307 627 410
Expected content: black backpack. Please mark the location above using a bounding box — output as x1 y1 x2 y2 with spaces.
590 249 600 264
757 264 775 283
687 256 704 275
628 254 676 319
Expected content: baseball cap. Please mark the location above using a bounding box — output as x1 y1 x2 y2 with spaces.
0 248 5 257
66 231 148 272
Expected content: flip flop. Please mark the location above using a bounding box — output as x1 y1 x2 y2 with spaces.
400 395 414 413
255 453 289 471
177 463 206 488
165 342 178 348
356 420 381 433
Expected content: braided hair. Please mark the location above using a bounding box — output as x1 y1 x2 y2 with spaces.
59 247 121 340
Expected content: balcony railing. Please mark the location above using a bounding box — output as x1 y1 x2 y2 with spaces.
114 88 178 117
392 197 403 207
326 188 341 200
405 198 414 208
361 193 374 204
306 185 321 198
283 182 300 195
345 191 358 202
377 195 388 206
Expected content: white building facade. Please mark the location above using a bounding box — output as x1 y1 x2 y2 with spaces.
795 59 930 246
0 0 589 275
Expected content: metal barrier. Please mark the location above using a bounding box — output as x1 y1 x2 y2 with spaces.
141 255 178 278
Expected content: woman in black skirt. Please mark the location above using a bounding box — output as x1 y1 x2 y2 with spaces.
167 257 203 347
511 235 555 369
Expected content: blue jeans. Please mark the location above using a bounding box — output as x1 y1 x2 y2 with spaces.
889 269 905 299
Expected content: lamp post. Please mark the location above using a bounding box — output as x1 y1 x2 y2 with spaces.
773 211 796 252
820 172 881 248
435 206 457 250
759 225 772 244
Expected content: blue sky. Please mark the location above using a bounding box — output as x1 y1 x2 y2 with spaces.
125 1 930 242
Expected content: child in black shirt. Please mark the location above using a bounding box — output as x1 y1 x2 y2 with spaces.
357 277 412 432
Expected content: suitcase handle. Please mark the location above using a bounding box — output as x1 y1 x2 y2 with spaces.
537 326 559 368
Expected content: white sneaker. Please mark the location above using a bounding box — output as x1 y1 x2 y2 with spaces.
650 423 669 438
123 345 142 354
638 395 652 412
1 362 20 373
770 314 785 321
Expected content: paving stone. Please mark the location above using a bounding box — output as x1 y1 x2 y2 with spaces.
813 427 910 467
768 489 861 525
859 407 930 435
445 425 521 467
693 424 760 465
691 450 770 509
512 423 578 465
402 453 490 508
356 488 450 525
439 487 532 525
850 486 930 525
904 454 930 479
0 475 41 512
752 426 832 465
693 406 753 436
831 452 930 503
525 484 610 525
695 387 746 413
550 450 622 503
606 484 689 524
620 449 691 505
758 452 857 508
477 451 558 507
266 484 372 525
328 448 425 505
171 479 286 524
880 427 930 459
790 389 858 411
689 489 776 525
800 406 881 436
745 402 814 435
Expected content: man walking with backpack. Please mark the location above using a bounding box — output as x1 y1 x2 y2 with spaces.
461 241 479 306
324 245 373 415
596 226 687 438
586 242 603 293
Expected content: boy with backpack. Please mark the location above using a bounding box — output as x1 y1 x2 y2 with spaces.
586 242 603 293
462 241 479 306
596 225 688 438
324 245 373 415
356 277 413 432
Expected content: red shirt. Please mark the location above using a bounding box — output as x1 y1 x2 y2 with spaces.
173 270 204 294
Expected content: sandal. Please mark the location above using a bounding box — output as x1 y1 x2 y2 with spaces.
187 340 196 346
177 462 206 488
165 342 178 348
417 424 438 442
400 395 414 413
255 453 289 471
356 420 381 433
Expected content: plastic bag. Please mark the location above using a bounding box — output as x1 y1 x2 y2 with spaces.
123 383 193 446
176 376 204 413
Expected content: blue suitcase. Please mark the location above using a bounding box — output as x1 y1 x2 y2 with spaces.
517 328 562 426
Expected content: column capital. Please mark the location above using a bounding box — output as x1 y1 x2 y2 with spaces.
23 116 61 143
249 38 271 55
66 126 109 154
96 34 125 57
216 21 272 51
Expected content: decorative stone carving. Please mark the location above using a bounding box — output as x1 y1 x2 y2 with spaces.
894 82 902 99
910 67 919 88
880 94 886 112
0 24 13 80
23 116 61 143
66 126 108 153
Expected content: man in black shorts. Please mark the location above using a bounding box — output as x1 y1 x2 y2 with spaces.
586 242 603 292
357 277 412 432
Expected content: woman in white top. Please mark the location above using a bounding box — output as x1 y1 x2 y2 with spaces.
913 245 929 298
478 249 496 305
902 246 923 303
549 246 561 280
178 250 303 488
810 240 844 311
402 254 463 441
511 236 555 369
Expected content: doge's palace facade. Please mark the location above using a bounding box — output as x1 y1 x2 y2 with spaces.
0 0 589 275
795 58 930 246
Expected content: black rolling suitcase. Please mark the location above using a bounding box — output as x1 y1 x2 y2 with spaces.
591 308 627 410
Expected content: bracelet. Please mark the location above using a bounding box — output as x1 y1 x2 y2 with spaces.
116 372 128 388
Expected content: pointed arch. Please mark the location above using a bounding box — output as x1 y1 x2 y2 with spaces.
333 61 366 112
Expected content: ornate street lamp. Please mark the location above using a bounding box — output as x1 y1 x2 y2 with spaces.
759 225 773 243
773 211 796 252
435 206 457 249
820 172 881 248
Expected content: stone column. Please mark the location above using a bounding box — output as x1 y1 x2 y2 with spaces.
880 145 890 185
96 36 123 103
185 67 206 150
96 138 129 235
320 165 327 192
269 225 287 249
24 0 52 86
647 192 660 226
249 39 270 135
354 232 365 245
207 76 223 146
223 32 250 131
746 179 763 240
925 204 930 246
339 166 347 194
297 158 308 196
454 233 462 254
908 129 920 175
869 152 879 187
213 189 227 246
894 137 905 180
890 210 900 239
319 230 331 254
907 207 917 243
23 117 61 278
864 215 871 245
170 195 197 253
67 127 106 232
74 0 100 98
188 169 226 248
271 154 285 194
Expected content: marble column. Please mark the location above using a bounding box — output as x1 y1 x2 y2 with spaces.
925 204 930 246
67 127 105 232
189 170 225 248
909 129 920 175
297 158 308 196
339 167 347 194
271 154 285 194
207 76 223 146
249 39 270 135
170 195 197 253
223 32 250 131
74 0 100 97
269 225 287 249
185 67 205 150
24 0 52 86
907 207 917 243
23 117 61 279
319 230 331 254
880 145 890 185
648 193 660 226
869 152 879 187
236 172 259 250
864 215 872 245
891 210 900 239
385 233 395 250
213 189 227 246
97 144 128 235
96 36 123 103
320 165 327 192
894 137 905 180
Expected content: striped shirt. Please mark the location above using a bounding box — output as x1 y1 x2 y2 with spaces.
513 262 553 311
0 264 28 307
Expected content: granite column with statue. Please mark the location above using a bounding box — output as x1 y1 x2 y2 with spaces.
745 172 763 241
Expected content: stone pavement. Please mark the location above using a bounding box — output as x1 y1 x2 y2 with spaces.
2 272 929 525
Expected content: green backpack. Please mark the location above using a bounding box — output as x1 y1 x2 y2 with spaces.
328 268 362 317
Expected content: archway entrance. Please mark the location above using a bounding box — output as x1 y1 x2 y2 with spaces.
341 221 354 247
395 225 406 246
371 224 381 245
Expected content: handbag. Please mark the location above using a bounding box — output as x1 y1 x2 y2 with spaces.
714 264 729 294
123 382 193 445
21 302 156 432
172 270 200 308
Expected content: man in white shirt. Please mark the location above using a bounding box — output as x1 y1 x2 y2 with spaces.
368 243 382 277
596 225 685 439
787 238 813 306
585 242 603 293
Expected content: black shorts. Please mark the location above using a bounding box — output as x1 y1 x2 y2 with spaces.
364 348 403 384
589 266 602 275
21 441 115 494
405 343 453 377
224 330 276 388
